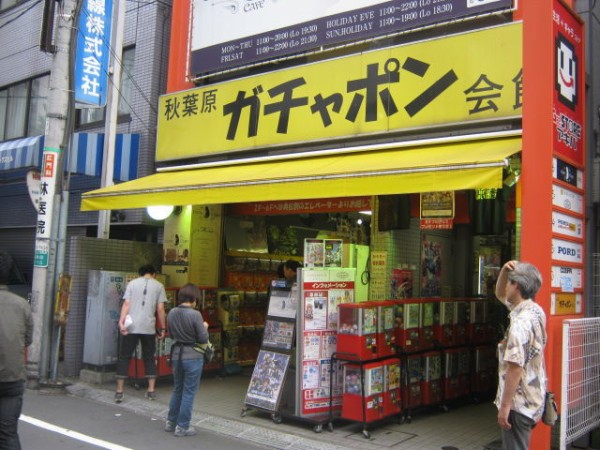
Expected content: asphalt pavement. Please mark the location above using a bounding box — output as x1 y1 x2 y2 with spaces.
20 387 267 450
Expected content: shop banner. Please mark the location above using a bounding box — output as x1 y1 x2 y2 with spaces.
158 23 522 163
552 0 585 166
190 0 513 74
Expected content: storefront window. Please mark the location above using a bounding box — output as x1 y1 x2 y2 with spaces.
4 82 27 140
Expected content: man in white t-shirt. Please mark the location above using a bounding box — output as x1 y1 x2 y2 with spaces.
115 264 167 403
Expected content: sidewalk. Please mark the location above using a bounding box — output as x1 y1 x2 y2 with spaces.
65 371 501 450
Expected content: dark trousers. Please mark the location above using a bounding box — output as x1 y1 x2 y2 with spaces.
116 333 157 379
501 410 536 450
0 380 25 450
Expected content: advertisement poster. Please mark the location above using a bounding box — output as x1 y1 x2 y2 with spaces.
300 269 355 416
369 251 388 300
390 269 413 299
324 239 343 267
303 331 322 360
245 350 290 411
262 319 295 351
302 360 320 389
304 239 324 267
422 238 442 297
304 292 327 330
267 286 297 319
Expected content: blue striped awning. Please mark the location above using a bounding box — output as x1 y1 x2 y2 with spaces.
0 136 44 171
0 133 139 181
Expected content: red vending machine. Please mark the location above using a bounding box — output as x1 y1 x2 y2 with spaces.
392 299 421 353
338 303 378 360
466 299 487 344
375 301 396 357
402 354 422 410
384 358 402 417
442 348 460 401
420 299 435 351
456 347 471 397
433 299 455 347
341 362 385 423
472 345 497 397
454 300 468 346
421 351 443 405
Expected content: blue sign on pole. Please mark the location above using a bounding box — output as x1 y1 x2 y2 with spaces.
74 0 113 107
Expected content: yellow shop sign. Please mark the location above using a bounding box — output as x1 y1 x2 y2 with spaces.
157 23 522 162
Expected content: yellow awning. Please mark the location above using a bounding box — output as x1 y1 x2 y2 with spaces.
81 136 521 211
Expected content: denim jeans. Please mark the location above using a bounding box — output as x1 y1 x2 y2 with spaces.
116 333 157 378
167 357 204 429
0 380 25 450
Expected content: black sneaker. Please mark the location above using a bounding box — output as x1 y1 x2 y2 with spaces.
114 392 124 403
145 391 157 400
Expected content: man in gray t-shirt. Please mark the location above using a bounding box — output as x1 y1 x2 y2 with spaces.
115 264 166 403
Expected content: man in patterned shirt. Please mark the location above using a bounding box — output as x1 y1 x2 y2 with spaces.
494 260 547 450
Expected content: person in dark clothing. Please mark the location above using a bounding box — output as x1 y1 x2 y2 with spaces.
283 260 301 284
0 252 33 450
165 283 209 437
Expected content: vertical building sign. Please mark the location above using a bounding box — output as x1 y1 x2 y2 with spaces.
74 0 113 107
552 0 584 165
34 149 60 267
550 0 585 316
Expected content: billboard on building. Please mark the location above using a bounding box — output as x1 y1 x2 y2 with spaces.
190 0 513 75
159 22 522 162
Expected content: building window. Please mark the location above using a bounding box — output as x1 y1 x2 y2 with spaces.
0 0 18 12
78 47 136 125
0 74 50 141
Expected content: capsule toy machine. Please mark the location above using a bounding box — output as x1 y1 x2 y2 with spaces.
392 299 421 353
466 299 487 345
337 302 378 360
456 347 471 397
471 345 497 397
442 348 461 401
454 300 468 346
420 299 435 351
420 351 443 406
384 358 402 417
375 301 396 358
401 353 422 410
341 362 386 423
433 299 455 347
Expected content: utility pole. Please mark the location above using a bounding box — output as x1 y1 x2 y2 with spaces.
29 0 78 387
97 0 126 239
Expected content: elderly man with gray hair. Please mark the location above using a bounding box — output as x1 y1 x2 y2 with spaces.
494 260 547 450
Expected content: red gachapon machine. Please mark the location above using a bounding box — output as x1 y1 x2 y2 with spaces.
420 351 443 406
374 301 396 357
341 362 386 423
337 302 378 360
420 299 435 351
401 353 422 410
466 298 487 345
392 299 421 353
454 300 468 346
442 348 461 401
433 299 455 347
471 345 497 397
384 358 402 417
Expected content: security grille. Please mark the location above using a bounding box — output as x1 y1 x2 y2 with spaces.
559 317 600 449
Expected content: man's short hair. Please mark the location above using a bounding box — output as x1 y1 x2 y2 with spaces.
138 264 156 276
